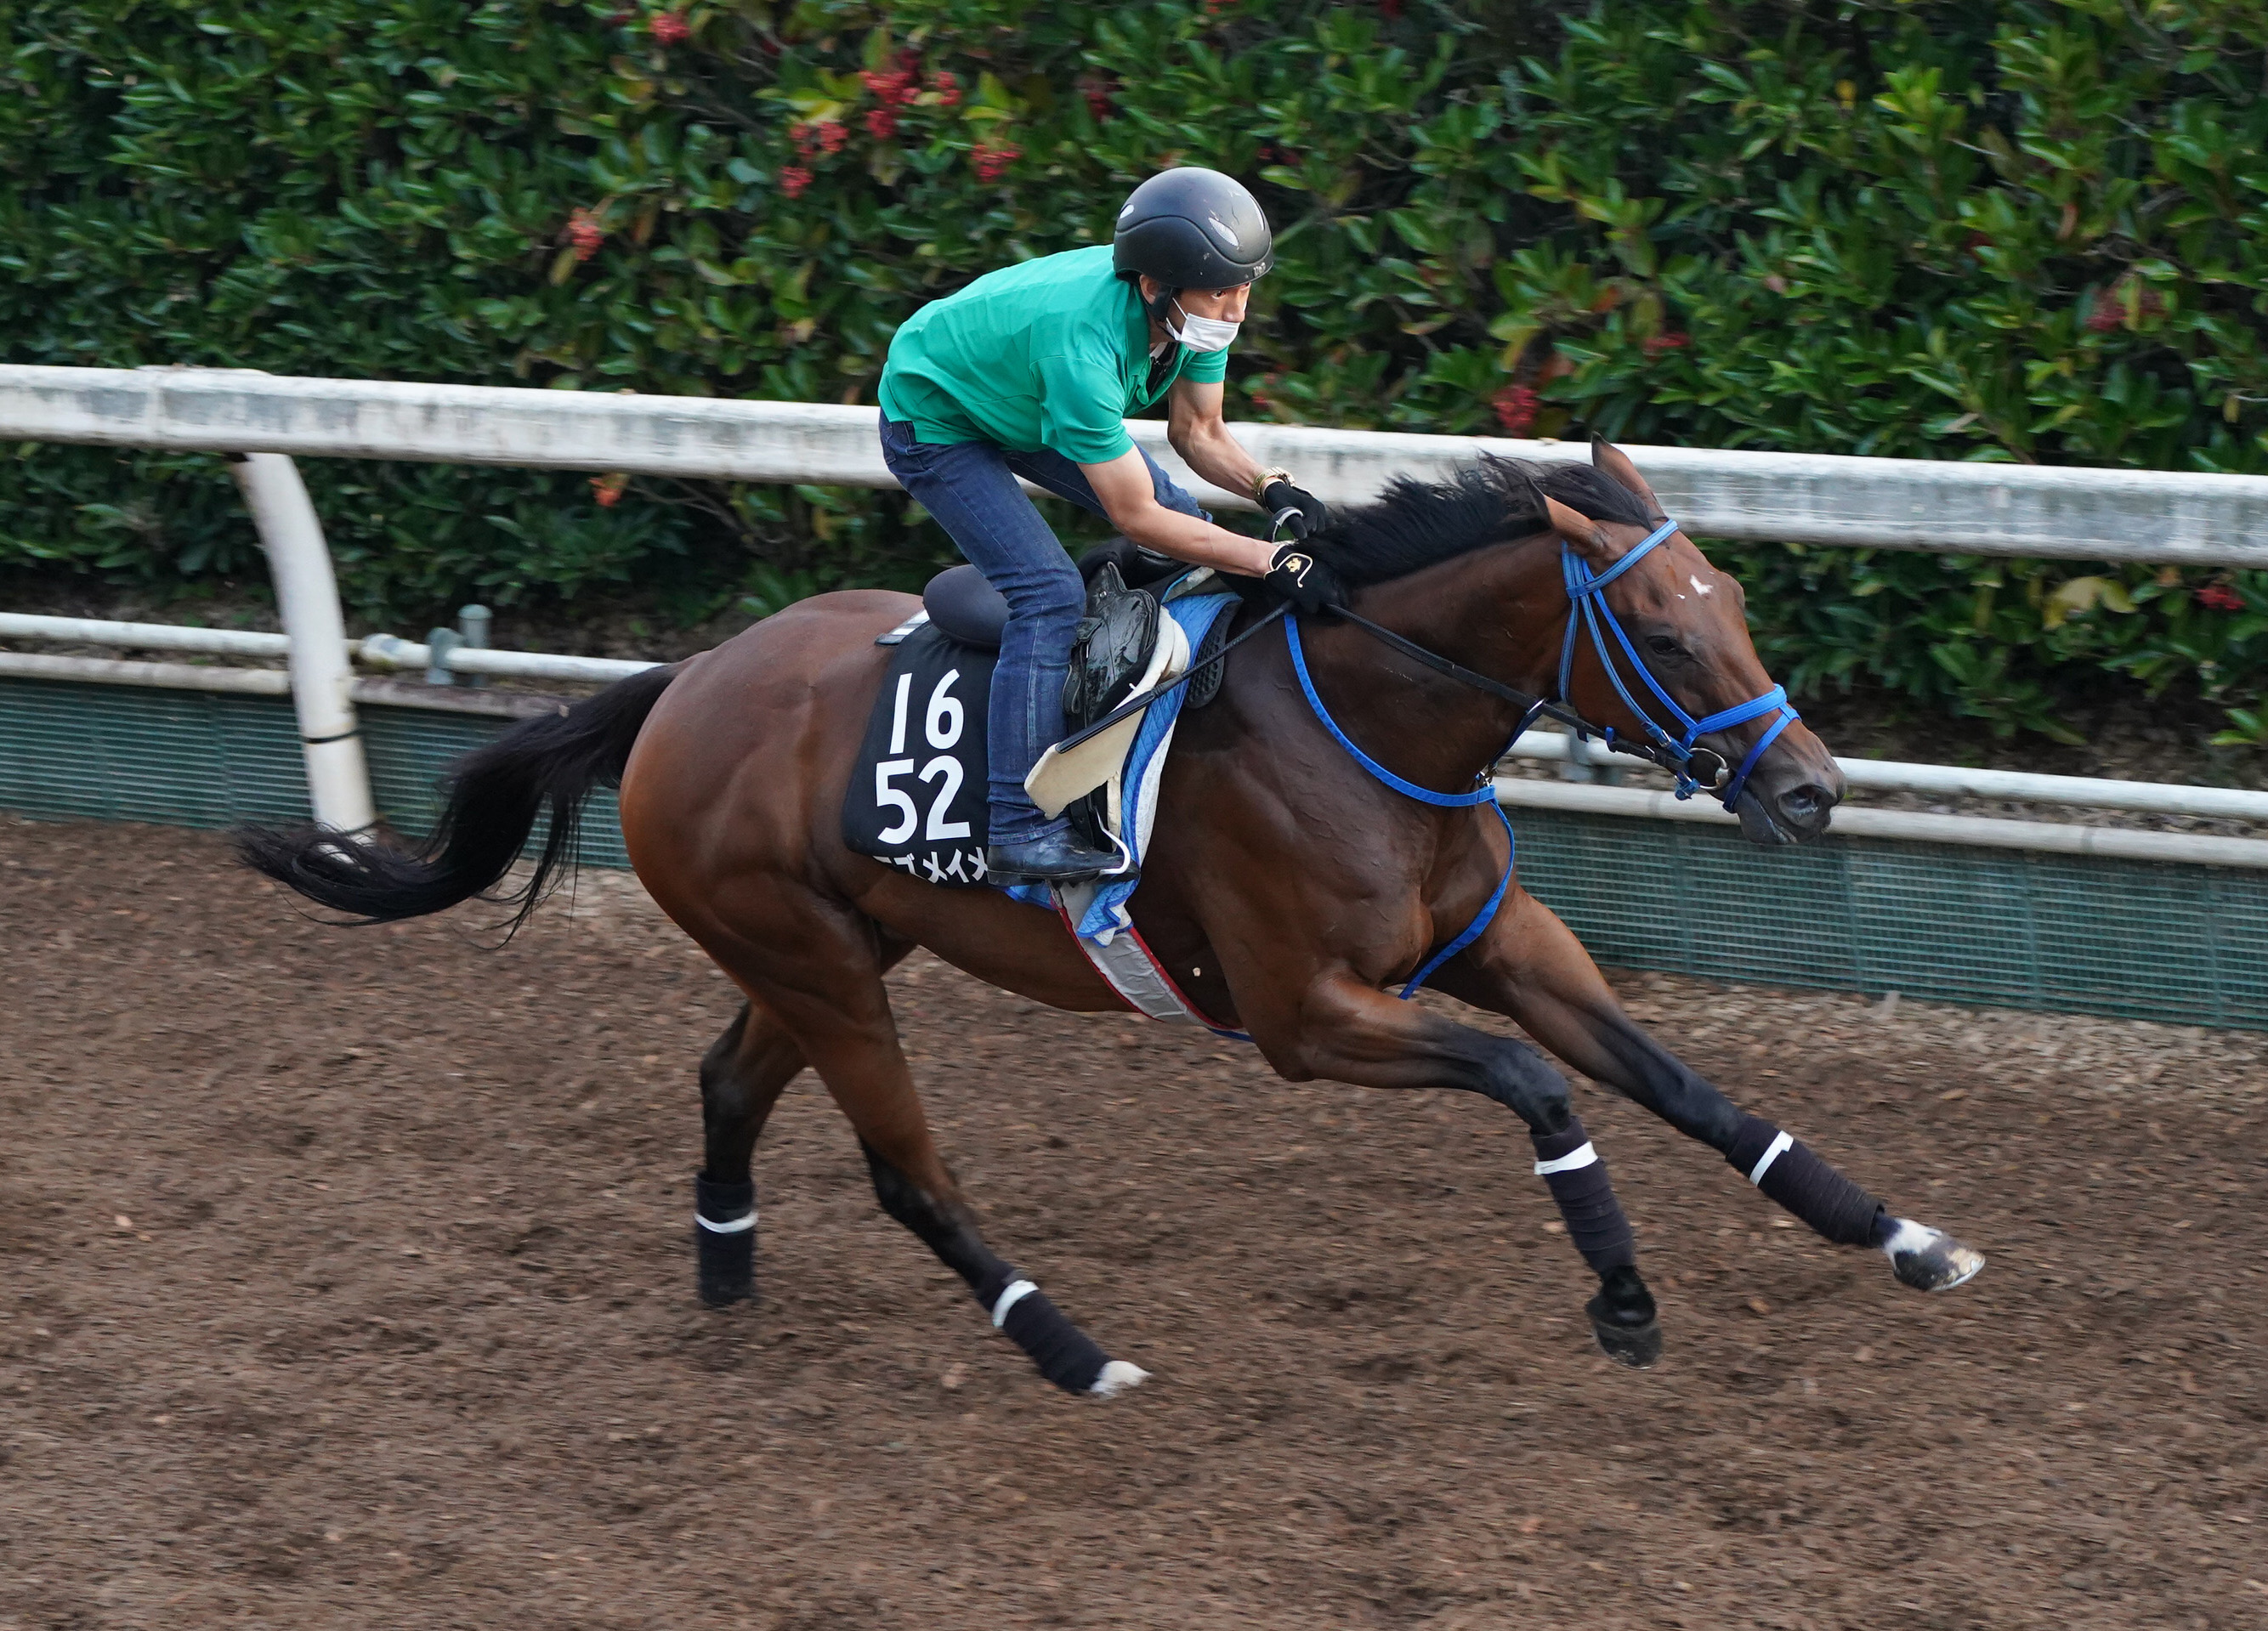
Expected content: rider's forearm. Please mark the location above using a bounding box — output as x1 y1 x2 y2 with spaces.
1170 416 1265 503
1112 501 1275 576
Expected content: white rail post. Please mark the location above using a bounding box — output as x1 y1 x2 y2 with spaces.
226 452 377 832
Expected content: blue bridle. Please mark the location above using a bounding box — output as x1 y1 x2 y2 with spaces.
1557 517 1799 812
1279 512 1799 995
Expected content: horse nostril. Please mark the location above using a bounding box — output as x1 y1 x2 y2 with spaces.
1778 782 1833 824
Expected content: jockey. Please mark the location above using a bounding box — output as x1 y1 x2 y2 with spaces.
877 167 1345 886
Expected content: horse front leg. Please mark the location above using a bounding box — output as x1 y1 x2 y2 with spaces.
1250 968 1663 1368
1428 889 1985 1295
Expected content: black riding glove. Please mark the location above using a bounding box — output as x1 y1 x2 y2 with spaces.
1261 479 1332 542
1262 542 1348 614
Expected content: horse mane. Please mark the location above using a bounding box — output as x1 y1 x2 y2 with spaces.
1309 456 1658 587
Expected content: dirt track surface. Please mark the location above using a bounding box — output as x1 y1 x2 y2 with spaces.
3 817 2263 1630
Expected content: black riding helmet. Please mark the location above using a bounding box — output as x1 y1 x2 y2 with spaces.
1112 167 1273 316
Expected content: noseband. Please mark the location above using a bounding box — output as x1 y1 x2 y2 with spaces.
1557 518 1799 811
1316 516 1800 815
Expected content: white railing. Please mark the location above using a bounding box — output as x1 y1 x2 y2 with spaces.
3 363 2266 853
7 365 2268 561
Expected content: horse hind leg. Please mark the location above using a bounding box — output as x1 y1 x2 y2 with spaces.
708 902 1145 1396
857 1138 1146 1396
691 1001 806 1307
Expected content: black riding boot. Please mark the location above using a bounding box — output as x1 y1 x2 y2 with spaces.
986 828 1122 885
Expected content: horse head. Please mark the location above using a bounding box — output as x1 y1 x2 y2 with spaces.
1532 440 1843 845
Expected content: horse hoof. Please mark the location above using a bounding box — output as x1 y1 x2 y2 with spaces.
1586 1290 1663 1370
1590 1311 1663 1369
1090 1359 1150 1397
1883 1218 1986 1293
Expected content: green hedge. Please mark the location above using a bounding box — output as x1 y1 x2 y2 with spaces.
5 1 2268 745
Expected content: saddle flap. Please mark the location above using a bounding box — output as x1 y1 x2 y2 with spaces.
1025 614 1189 820
1062 562 1163 729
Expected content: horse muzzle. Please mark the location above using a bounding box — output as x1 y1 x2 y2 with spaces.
1734 758 1842 846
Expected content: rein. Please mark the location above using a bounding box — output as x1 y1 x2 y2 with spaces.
1312 517 1800 816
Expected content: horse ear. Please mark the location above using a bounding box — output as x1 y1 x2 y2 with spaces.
1590 436 1664 516
1541 494 1615 563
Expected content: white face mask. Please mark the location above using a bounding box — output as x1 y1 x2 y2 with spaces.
1166 299 1240 354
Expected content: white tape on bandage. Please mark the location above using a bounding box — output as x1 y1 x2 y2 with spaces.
1749 1131 1794 1186
1533 1141 1599 1176
991 1279 1038 1328
696 1209 756 1235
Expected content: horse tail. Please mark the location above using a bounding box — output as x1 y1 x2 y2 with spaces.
235 661 683 931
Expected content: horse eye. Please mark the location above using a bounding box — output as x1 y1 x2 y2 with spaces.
1645 634 1684 660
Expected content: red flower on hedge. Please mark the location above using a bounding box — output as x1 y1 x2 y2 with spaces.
928 71 961 107
2197 584 2244 612
972 141 1021 183
816 120 848 155
649 11 689 46
591 473 628 508
779 165 813 199
1644 331 1691 357
565 207 604 262
862 66 920 107
1491 384 1539 436
866 106 898 140
1080 74 1117 121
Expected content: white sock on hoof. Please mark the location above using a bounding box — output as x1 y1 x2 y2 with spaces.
1880 1217 1940 1259
1881 1216 1986 1290
1090 1360 1149 1397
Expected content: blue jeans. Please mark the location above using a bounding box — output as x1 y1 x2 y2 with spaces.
878 415 1208 844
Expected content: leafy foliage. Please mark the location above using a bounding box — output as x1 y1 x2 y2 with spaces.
4 1 2268 741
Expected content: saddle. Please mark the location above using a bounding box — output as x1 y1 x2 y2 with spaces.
846 551 1197 883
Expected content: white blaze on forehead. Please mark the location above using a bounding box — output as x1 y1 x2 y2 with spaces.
1689 574 1715 597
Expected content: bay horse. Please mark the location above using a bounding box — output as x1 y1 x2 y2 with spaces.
241 440 1983 1397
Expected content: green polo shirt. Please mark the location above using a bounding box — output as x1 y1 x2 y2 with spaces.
878 245 1229 467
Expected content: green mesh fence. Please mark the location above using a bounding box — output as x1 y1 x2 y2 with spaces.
3 674 2262 1027
0 677 626 869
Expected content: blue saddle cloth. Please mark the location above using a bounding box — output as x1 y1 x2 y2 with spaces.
1001 590 1240 944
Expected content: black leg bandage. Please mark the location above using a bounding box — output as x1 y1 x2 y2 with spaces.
694 1172 756 1306
1726 1114 1887 1247
860 1142 1113 1394
972 1265 1109 1395
1531 1118 1636 1275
